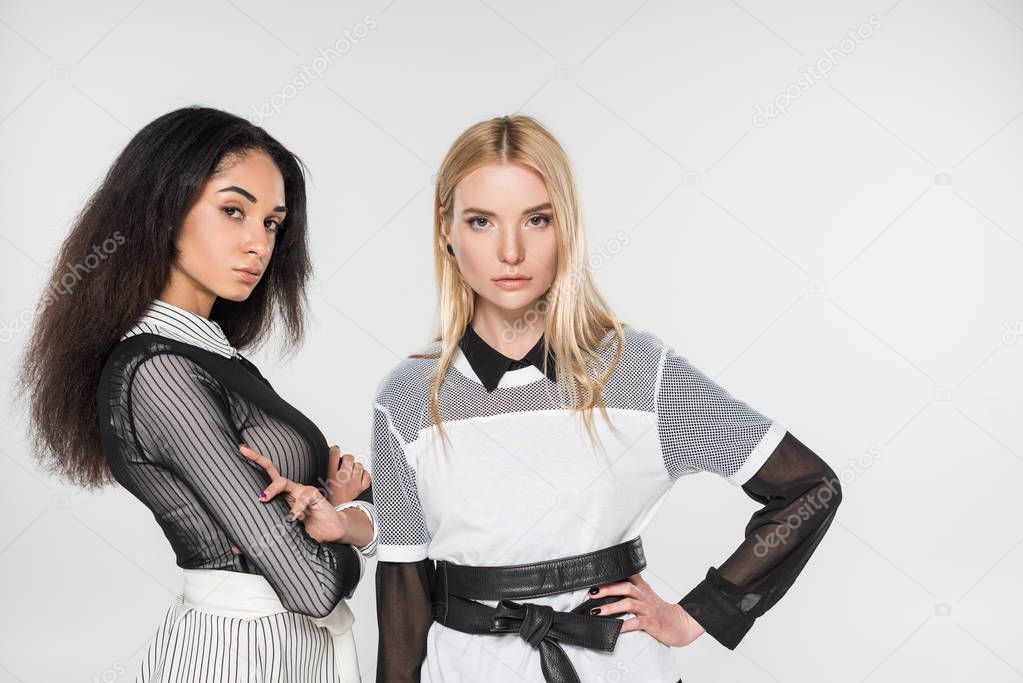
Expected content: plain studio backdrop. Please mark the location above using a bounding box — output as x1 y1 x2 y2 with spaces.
2 1 1021 681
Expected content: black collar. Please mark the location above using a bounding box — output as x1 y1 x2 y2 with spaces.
458 324 557 392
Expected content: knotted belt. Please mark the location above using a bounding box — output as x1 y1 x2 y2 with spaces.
430 537 646 683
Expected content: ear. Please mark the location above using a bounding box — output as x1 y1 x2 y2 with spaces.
438 211 450 240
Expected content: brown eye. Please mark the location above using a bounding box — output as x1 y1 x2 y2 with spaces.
223 206 243 219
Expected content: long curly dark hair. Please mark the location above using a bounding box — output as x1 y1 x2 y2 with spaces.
17 106 312 489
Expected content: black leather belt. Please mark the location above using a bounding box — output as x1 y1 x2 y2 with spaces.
430 537 646 683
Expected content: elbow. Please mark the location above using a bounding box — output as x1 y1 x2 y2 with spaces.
819 468 843 516
278 591 340 619
283 584 349 619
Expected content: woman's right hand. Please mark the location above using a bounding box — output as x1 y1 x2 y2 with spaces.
239 444 349 544
324 445 372 508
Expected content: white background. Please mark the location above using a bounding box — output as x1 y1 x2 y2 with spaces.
1 1 1022 681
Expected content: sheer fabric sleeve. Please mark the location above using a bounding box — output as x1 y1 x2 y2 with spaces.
370 402 433 681
128 352 362 618
375 560 434 682
679 432 842 648
656 346 842 648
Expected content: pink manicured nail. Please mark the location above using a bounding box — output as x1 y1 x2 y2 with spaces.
258 491 268 501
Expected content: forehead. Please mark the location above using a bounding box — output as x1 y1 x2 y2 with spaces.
209 151 286 201
454 162 548 210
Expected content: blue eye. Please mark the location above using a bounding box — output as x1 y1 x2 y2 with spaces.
467 216 489 230
527 214 551 227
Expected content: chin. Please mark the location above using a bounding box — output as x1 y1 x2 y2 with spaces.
219 287 255 303
487 289 542 310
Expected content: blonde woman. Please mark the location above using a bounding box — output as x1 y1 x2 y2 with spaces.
371 115 843 682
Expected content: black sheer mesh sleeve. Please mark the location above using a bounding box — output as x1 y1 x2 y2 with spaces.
128 352 362 618
375 559 434 682
679 431 843 648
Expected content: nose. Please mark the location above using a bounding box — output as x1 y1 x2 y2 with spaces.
242 221 272 266
498 224 525 266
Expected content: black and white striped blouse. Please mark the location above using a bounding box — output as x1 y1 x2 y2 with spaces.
97 299 373 618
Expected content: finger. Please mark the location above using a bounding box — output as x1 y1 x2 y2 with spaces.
294 491 327 521
628 573 649 588
239 444 280 479
338 453 356 483
289 487 323 521
352 462 367 487
328 445 340 482
592 597 645 617
258 476 291 502
358 465 372 487
618 616 647 634
589 580 638 599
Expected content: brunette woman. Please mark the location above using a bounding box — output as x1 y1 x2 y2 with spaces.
19 106 377 682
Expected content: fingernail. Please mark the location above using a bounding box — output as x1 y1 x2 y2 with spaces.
589 607 600 615
285 513 295 522
589 586 599 595
258 491 267 501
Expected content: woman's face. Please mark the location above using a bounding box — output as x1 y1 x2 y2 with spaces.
171 150 286 306
443 162 558 317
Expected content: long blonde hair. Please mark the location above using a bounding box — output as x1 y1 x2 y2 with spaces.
416 115 625 452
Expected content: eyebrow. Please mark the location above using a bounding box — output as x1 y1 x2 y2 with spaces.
461 202 552 218
218 186 287 213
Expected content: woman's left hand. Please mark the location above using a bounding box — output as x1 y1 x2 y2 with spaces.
588 573 706 647
239 443 348 544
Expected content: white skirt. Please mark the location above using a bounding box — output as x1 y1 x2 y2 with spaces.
137 569 361 683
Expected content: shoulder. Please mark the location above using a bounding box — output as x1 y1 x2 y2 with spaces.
619 324 671 359
586 325 673 411
601 323 673 376
104 335 222 398
371 340 441 444
373 339 441 409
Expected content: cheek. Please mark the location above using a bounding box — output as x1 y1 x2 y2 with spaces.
452 233 486 278
531 231 559 285
176 208 233 278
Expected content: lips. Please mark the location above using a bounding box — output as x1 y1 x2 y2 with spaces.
236 267 263 277
493 276 531 282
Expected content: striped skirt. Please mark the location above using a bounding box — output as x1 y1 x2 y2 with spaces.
137 568 361 682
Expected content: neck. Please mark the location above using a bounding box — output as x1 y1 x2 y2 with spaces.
470 298 544 359
159 269 216 318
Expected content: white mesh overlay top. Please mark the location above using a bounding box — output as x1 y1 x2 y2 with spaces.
371 324 840 682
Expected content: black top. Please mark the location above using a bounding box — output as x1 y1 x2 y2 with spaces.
97 333 365 619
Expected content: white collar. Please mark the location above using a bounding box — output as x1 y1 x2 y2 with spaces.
121 299 238 358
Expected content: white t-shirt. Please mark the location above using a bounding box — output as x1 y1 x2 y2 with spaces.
371 324 786 682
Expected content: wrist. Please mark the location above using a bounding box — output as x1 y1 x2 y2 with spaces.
335 501 378 556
